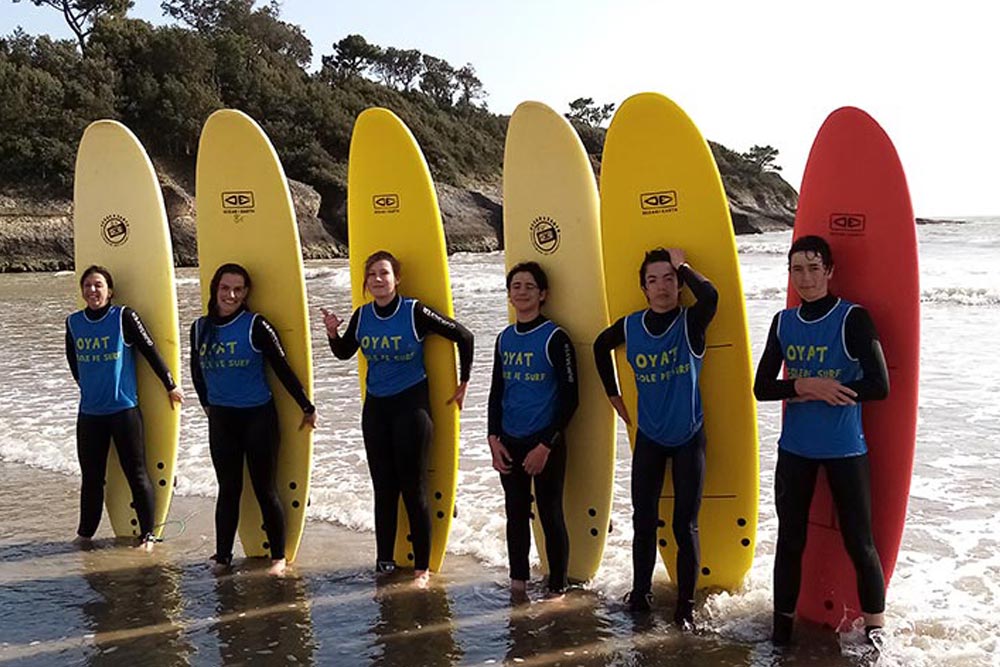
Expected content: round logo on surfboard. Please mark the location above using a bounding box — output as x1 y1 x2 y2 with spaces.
530 216 560 255
100 214 129 247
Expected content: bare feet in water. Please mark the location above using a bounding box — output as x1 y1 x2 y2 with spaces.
210 555 232 576
510 579 529 604
414 570 430 589
267 558 287 577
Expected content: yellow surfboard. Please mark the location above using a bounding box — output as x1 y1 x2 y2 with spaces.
502 101 615 582
600 93 759 591
195 109 314 563
73 120 181 539
347 108 459 573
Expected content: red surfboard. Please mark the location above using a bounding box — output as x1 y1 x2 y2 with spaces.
788 107 919 627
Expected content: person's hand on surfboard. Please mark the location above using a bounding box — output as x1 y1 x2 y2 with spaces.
792 377 857 406
523 444 550 476
167 387 185 409
320 307 342 338
299 411 317 430
447 381 468 410
488 435 512 474
608 395 632 426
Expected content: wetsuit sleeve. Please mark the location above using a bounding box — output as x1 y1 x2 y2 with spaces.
122 307 176 391
679 264 718 355
414 302 474 382
536 328 579 449
594 316 627 396
327 308 361 359
843 307 890 401
753 313 798 401
189 321 208 407
65 319 79 384
252 315 315 413
487 335 504 438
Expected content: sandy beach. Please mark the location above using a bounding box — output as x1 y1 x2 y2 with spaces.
0 462 875 667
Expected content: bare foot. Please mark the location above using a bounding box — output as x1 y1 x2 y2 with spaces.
267 558 287 577
210 555 232 576
72 535 92 546
413 570 430 589
510 579 529 604
135 535 156 552
541 590 566 603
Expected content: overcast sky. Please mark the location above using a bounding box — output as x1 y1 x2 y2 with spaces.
6 0 997 217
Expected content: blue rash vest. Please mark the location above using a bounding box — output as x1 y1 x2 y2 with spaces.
498 320 560 438
625 308 704 447
67 305 138 415
357 297 427 398
778 298 866 459
197 311 272 408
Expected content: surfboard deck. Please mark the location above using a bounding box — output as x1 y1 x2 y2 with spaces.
347 107 459 573
502 101 616 583
600 93 759 591
790 106 919 627
73 120 181 540
195 109 314 563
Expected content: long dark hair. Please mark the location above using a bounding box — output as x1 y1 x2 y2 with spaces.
207 263 252 318
199 263 252 354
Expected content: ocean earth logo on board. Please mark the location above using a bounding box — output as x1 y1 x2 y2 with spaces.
640 190 678 215
100 214 129 247
373 194 400 214
829 213 866 235
530 216 560 255
221 191 255 216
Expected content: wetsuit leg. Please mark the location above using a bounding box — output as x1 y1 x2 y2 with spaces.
209 407 245 563
391 396 433 571
108 407 155 537
533 433 569 592
825 454 885 614
773 449 820 614
76 413 113 538
671 428 706 616
631 430 670 596
243 402 286 561
362 395 402 566
499 437 533 582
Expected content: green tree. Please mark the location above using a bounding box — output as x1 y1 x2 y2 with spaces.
566 97 615 126
160 0 311 67
420 54 456 108
373 46 423 91
11 0 133 54
321 33 381 82
454 63 485 110
0 29 116 191
742 144 781 173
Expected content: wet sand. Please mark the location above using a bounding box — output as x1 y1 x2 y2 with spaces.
0 462 874 666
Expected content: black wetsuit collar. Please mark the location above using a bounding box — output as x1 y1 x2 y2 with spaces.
373 294 402 318
642 307 681 336
210 305 249 326
798 294 838 321
83 303 113 320
514 314 549 333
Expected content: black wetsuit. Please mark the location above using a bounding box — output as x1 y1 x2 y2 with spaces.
487 316 578 592
65 304 176 540
593 265 718 617
328 295 474 571
754 293 889 617
191 307 314 564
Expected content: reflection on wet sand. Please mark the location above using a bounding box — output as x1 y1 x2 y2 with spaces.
80 550 192 666
210 564 316 665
